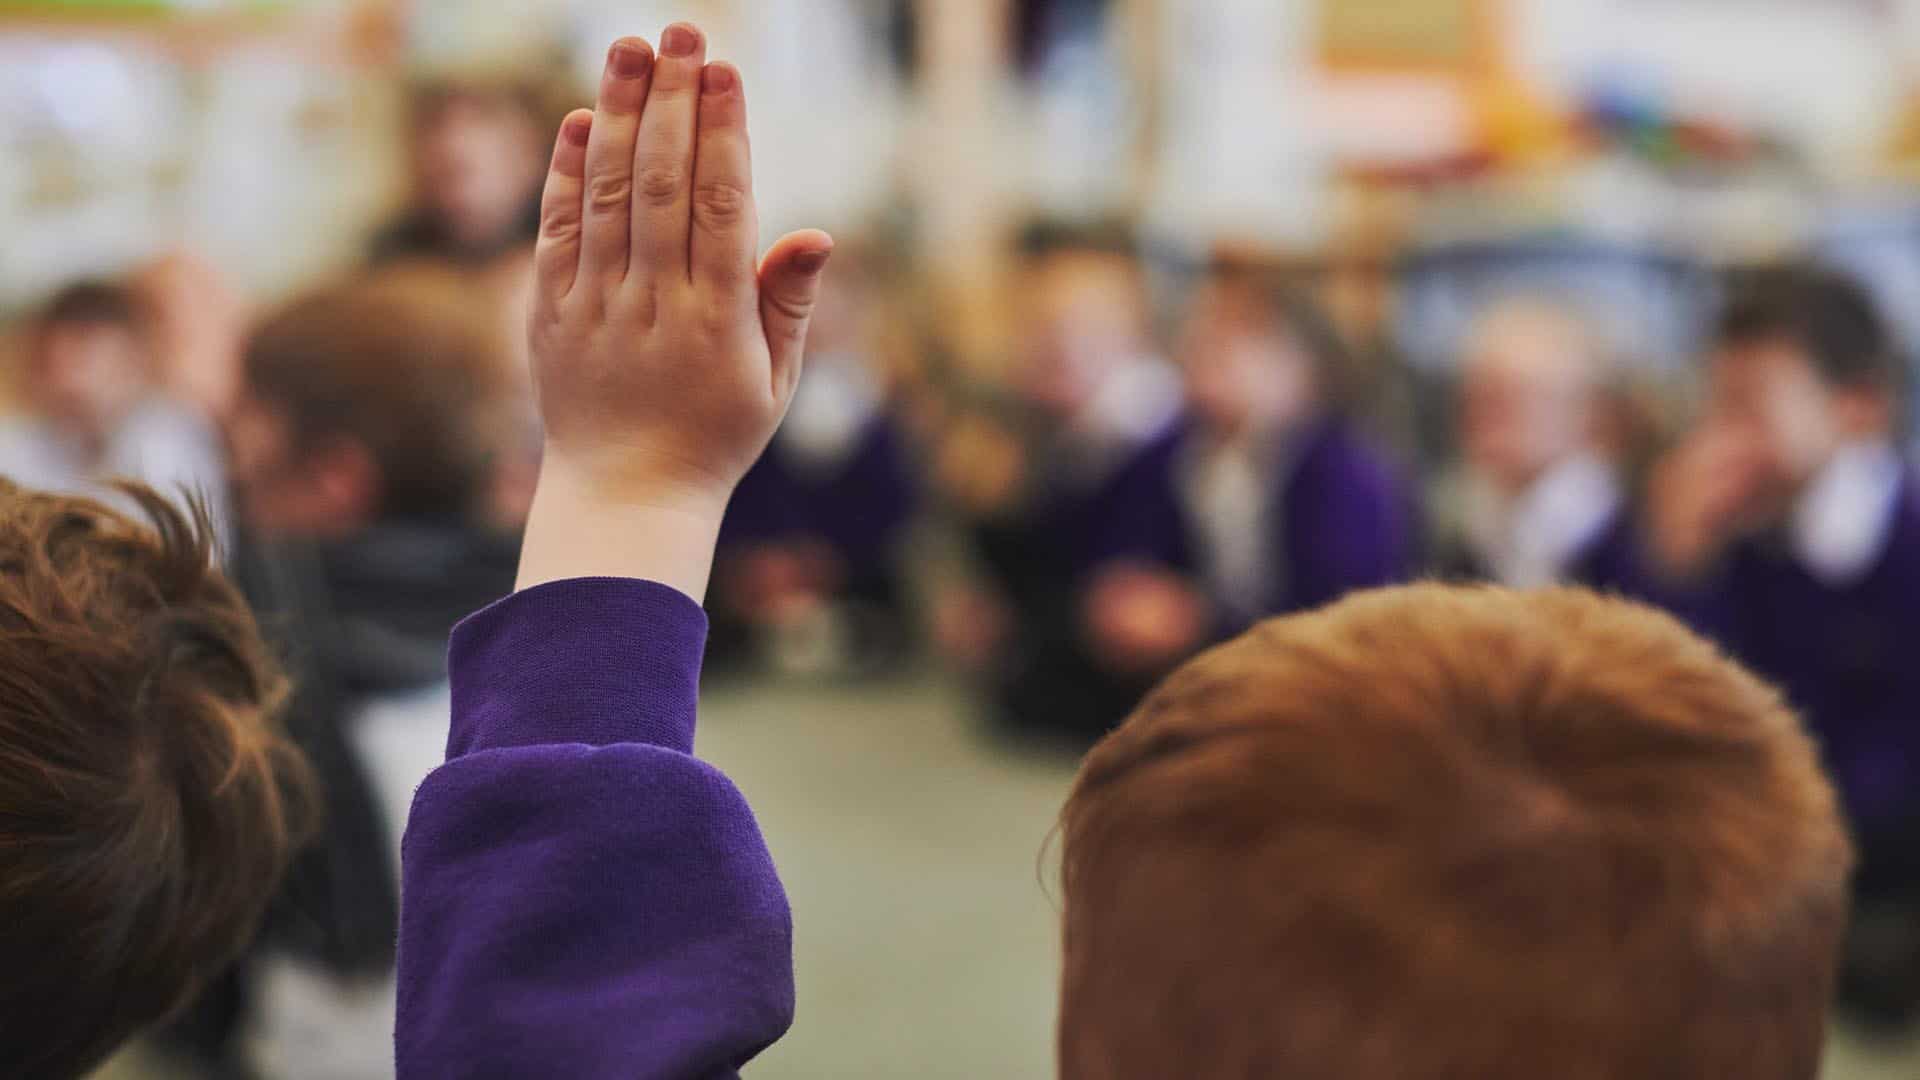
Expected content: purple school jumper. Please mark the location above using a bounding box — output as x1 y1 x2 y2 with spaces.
1582 477 1920 848
397 578 791 1078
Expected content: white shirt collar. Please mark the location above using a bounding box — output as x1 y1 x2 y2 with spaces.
1056 356 1183 488
1464 453 1621 590
776 356 883 472
1790 440 1904 587
1176 434 1287 616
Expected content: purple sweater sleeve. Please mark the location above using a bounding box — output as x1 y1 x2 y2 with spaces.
396 578 794 1079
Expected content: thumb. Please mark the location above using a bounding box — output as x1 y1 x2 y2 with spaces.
758 230 835 397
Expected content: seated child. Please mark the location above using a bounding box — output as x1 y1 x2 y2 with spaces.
1439 297 1623 587
711 246 918 672
1057 584 1850 1078
1595 265 1920 1027
934 222 1184 738
398 30 1850 1077
1077 270 1414 683
0 480 314 1077
0 282 228 531
369 78 549 266
200 265 524 1078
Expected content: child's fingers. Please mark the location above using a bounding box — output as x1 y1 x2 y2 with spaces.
689 63 757 299
758 230 836 398
631 22 707 284
580 37 655 281
534 110 594 302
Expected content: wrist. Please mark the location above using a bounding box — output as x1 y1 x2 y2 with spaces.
515 456 732 602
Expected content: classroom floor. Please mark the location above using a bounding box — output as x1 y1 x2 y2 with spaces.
698 673 1920 1080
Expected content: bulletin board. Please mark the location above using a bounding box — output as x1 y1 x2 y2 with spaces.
0 1 403 311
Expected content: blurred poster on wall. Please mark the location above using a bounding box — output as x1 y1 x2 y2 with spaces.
1019 0 1137 216
1144 0 1329 250
175 51 389 300
1310 0 1495 170
0 1 305 11
0 38 180 309
556 0 898 234
1509 0 1898 169
733 0 900 236
1318 0 1488 72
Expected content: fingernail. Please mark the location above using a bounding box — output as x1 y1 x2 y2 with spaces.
609 40 652 79
793 249 833 274
563 115 591 146
701 64 736 95
662 24 699 58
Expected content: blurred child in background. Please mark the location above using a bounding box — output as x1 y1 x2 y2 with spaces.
131 252 252 424
0 282 228 531
167 266 522 1078
935 222 1184 740
1072 268 1415 713
369 79 549 266
711 244 920 674
1439 298 1624 587
1598 265 1920 1029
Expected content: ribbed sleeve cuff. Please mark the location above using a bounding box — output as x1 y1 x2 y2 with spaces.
446 578 709 758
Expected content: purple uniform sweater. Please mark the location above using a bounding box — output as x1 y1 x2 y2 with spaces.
1084 416 1417 626
397 578 793 1078
1582 476 1920 843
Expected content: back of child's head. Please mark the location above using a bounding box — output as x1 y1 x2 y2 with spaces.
1716 264 1898 395
0 480 315 1077
236 265 512 526
1059 584 1850 1080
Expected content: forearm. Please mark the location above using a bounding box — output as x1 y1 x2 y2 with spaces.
516 457 730 601
398 580 794 1078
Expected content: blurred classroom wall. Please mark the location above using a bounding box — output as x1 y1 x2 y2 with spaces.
9 1 1920 332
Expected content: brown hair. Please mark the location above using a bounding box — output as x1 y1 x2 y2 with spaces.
1718 264 1896 393
1059 585 1851 1080
1195 262 1359 413
36 281 147 336
0 480 315 1078
409 75 551 135
243 265 511 520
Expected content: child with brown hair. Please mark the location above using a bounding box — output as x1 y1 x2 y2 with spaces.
392 23 1856 1079
0 481 314 1077
207 264 525 1077
1076 268 1413 688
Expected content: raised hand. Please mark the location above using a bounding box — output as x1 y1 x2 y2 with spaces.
1646 423 1771 581
517 25 835 599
